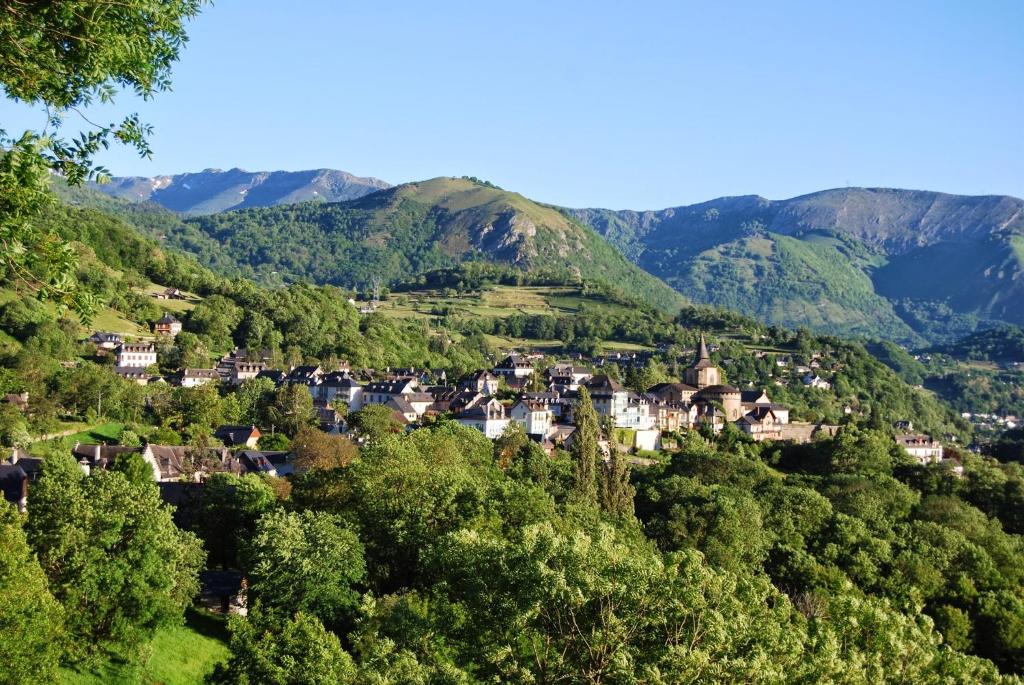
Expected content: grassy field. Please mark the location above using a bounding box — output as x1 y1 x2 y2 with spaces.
378 285 644 322
59 609 229 685
140 283 201 314
30 422 126 455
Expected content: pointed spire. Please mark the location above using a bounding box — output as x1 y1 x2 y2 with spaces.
698 334 710 361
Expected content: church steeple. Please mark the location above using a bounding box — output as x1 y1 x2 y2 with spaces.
684 333 721 389
697 334 710 364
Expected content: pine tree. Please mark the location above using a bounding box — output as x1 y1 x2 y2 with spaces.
571 386 600 504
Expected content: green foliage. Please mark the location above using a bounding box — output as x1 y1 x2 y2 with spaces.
0 0 205 319
348 404 404 441
0 505 64 685
196 473 278 568
211 610 356 685
243 510 366 632
570 387 600 505
25 453 204 665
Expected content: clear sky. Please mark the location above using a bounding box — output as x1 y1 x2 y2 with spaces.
4 0 1022 209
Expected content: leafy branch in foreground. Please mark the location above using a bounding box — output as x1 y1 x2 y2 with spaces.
0 0 206 321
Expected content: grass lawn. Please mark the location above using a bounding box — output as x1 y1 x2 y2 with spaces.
59 609 229 685
29 422 126 455
140 283 200 314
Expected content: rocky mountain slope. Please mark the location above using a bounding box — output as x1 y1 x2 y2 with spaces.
95 167 390 215
568 188 1024 343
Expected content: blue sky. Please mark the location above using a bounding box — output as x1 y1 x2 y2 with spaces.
4 0 1022 208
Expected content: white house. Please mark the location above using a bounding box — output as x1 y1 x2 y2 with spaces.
494 354 534 379
510 400 553 437
895 434 944 465
115 343 156 368
802 374 832 390
457 398 510 439
181 368 219 388
363 378 420 406
313 373 364 411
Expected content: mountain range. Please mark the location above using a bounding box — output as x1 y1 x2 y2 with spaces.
95 167 389 215
93 168 1024 344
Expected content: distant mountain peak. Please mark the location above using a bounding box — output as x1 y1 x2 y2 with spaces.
95 166 391 215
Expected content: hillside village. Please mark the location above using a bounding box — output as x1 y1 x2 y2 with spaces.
2 319 958 512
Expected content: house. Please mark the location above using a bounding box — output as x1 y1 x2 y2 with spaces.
586 375 629 421
6 449 42 482
405 391 436 417
363 378 420 406
510 400 553 437
802 374 832 390
457 398 510 439
545 362 592 390
72 443 159 480
494 354 534 379
238 448 284 475
213 425 262 448
181 368 219 388
154 314 182 336
312 372 364 410
255 368 287 385
385 396 419 424
88 331 123 350
461 370 500 396
647 382 698 404
737 407 784 442
115 366 152 385
895 434 944 465
0 463 28 512
143 444 234 481
740 389 790 424
231 361 267 385
286 365 323 385
115 343 157 368
154 287 185 300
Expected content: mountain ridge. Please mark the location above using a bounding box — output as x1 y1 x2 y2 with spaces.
86 176 688 314
566 186 1024 343
96 166 390 215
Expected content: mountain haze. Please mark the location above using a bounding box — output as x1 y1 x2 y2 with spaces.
96 167 390 215
569 188 1024 343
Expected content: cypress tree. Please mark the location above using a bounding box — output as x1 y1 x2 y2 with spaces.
570 386 600 504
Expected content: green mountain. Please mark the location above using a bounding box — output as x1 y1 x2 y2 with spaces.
94 167 390 215
568 188 1024 344
85 176 687 314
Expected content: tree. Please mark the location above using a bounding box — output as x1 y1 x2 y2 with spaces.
494 420 529 469
25 453 204 664
0 505 64 684
196 472 278 568
0 0 206 319
236 376 276 427
349 403 403 441
243 510 366 632
570 386 600 505
291 425 358 472
211 610 356 685
111 450 154 485
598 447 635 519
266 383 316 438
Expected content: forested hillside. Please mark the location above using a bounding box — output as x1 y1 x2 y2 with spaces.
67 177 687 314
569 188 1024 344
